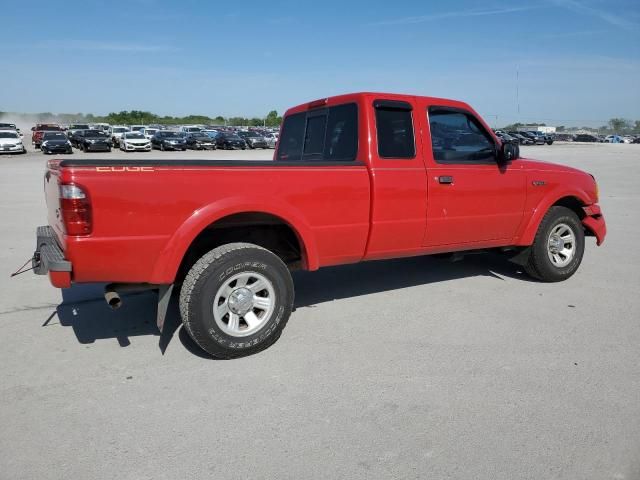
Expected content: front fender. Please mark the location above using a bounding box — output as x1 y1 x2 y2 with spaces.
149 196 319 284
515 186 592 246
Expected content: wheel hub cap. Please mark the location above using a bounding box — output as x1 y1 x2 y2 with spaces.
549 234 563 253
228 287 253 315
212 271 276 337
546 223 576 268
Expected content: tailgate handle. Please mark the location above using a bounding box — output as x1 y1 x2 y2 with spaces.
438 176 454 184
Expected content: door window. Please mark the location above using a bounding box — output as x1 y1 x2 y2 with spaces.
428 108 496 164
375 101 415 159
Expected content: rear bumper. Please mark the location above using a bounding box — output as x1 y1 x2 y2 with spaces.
582 204 606 246
34 226 72 288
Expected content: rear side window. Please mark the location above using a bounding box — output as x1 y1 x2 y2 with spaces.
428 108 496 164
276 103 358 162
375 101 415 159
303 115 326 157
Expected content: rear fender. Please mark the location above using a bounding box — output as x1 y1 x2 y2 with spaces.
149 197 318 284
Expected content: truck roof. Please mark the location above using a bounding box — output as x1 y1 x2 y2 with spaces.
283 92 474 116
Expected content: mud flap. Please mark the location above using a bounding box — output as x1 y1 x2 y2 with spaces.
156 284 174 332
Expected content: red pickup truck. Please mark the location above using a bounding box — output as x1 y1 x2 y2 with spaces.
33 92 606 358
32 123 64 149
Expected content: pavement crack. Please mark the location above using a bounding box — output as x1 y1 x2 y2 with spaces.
0 304 58 316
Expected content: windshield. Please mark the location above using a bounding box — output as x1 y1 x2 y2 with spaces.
145 129 157 135
85 131 106 138
163 132 184 139
113 128 128 133
38 125 61 131
0 132 19 139
126 133 145 139
70 124 89 130
131 126 144 131
192 133 208 138
43 132 66 140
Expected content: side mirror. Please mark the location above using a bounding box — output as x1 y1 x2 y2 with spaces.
498 141 519 164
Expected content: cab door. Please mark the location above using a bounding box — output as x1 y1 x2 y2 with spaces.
420 105 526 247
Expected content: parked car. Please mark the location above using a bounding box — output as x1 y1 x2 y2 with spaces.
0 123 22 137
518 131 545 145
527 131 554 145
181 126 204 134
109 126 130 147
0 130 26 154
130 125 146 132
151 131 187 151
31 124 63 149
574 134 599 142
495 132 519 144
185 132 216 150
119 132 151 152
76 129 111 152
506 132 534 145
32 92 606 359
263 132 278 148
67 124 91 140
214 132 247 149
202 129 220 139
554 133 575 142
40 131 72 154
237 131 268 149
632 137 640 144
91 123 111 133
142 127 158 140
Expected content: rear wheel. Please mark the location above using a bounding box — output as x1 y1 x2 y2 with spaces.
524 206 585 282
179 243 294 359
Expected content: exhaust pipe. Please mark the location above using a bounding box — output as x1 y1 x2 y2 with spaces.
104 283 160 310
104 289 122 310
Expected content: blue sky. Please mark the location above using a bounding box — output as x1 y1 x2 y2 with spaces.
2 0 639 126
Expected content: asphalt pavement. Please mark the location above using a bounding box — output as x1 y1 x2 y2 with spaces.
0 142 638 480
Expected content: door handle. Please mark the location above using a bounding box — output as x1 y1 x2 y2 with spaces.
438 176 454 184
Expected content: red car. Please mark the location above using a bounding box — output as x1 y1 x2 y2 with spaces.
33 92 606 358
31 123 63 149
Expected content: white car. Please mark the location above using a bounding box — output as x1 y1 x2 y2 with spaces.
181 125 204 134
264 132 279 148
110 126 130 147
0 123 23 138
142 128 158 140
119 132 151 151
0 130 26 154
202 129 219 139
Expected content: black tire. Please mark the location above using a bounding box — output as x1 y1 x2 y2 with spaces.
546 140 554 145
524 206 585 282
179 243 294 359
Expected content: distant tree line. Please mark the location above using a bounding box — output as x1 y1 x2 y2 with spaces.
502 119 640 134
0 109 283 127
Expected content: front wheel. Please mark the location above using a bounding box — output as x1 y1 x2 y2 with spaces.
179 243 294 359
524 206 585 282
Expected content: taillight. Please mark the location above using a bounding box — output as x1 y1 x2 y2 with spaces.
60 184 92 235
